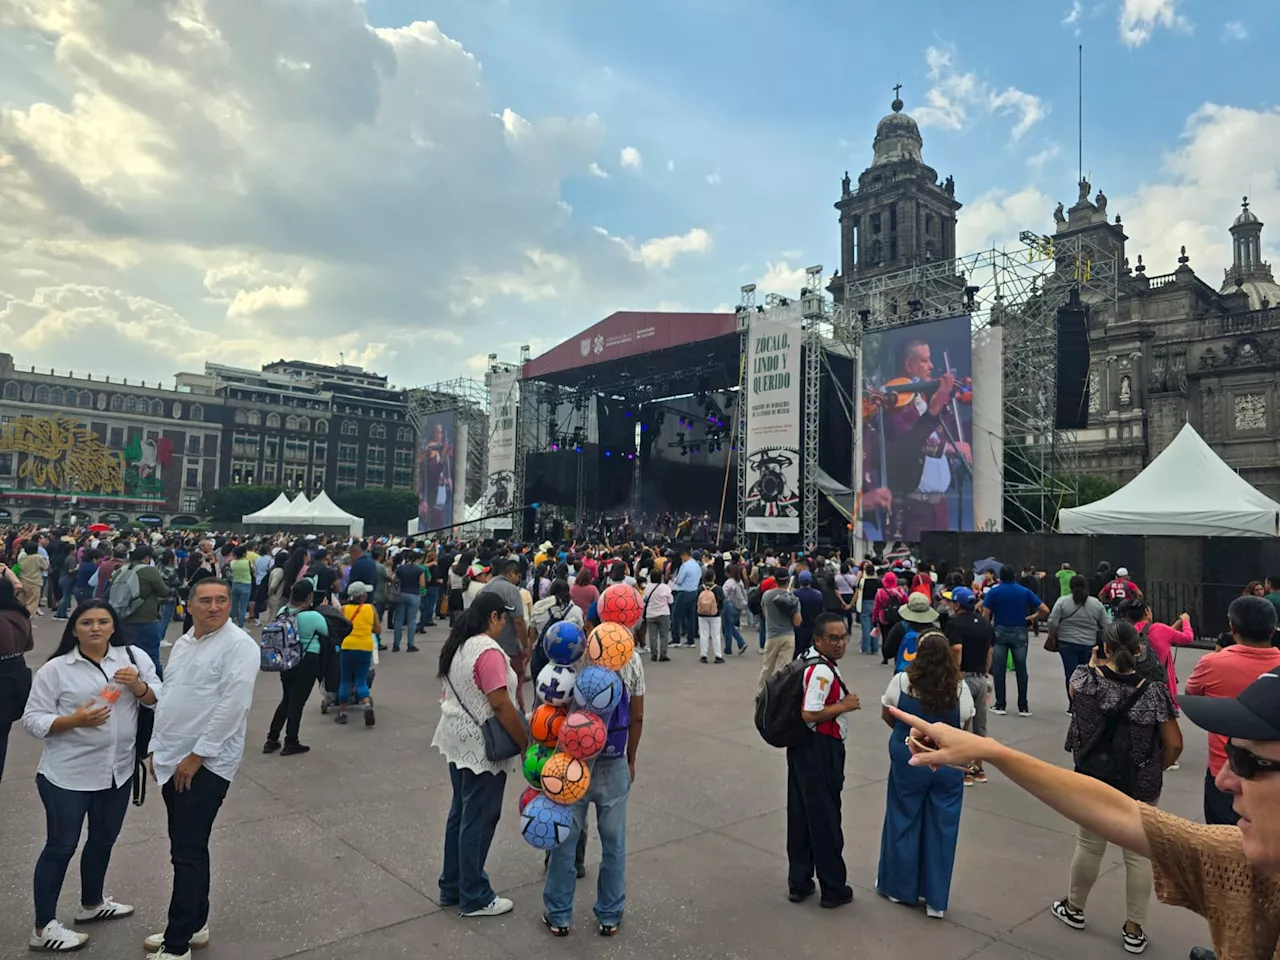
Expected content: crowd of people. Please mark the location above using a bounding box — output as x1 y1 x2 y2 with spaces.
0 522 1278 960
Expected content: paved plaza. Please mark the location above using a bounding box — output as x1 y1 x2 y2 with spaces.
0 617 1217 960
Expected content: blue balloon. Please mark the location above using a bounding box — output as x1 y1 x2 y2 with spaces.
519 794 575 850
573 665 623 717
543 620 587 666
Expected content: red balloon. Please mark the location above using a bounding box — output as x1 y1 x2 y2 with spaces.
519 786 541 813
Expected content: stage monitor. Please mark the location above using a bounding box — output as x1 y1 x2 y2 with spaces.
1055 296 1090 430
416 411 457 534
859 314 1001 542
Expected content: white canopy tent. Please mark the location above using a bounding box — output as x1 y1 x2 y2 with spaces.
306 490 364 537
1059 423 1280 537
241 491 293 524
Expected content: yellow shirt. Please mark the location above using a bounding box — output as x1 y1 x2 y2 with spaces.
341 602 377 652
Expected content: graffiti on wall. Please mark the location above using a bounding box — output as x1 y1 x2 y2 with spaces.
0 415 172 498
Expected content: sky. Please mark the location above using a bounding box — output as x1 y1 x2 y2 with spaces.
0 0 1276 390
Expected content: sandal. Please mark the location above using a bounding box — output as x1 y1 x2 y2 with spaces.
542 915 570 938
598 921 620 937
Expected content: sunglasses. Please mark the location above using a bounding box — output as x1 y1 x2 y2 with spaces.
1225 741 1280 780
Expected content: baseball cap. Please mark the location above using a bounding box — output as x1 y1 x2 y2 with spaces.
1116 567 1129 576
899 593 940 623
943 586 977 608
797 570 813 585
1181 671 1280 741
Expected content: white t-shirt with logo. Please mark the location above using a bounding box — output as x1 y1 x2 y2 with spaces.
802 662 849 740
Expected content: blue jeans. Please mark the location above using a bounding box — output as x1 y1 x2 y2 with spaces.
543 756 631 926
860 599 877 654
231 581 251 627
671 590 696 645
421 585 440 626
1058 642 1093 697
123 620 164 680
439 763 507 913
993 625 1029 713
158 601 177 641
722 601 745 651
34 774 131 928
56 576 76 618
337 649 372 703
393 595 419 650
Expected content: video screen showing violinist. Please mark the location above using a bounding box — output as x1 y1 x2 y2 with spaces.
860 316 974 543
417 412 455 533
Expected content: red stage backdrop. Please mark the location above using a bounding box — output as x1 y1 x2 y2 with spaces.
522 311 738 380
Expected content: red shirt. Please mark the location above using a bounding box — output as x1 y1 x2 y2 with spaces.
1185 644 1280 775
760 576 778 594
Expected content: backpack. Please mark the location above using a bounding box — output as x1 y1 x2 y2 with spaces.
747 586 762 616
108 564 144 619
697 587 718 617
893 626 922 673
1074 670 1149 796
755 654 844 748
317 604 353 647
879 588 907 628
1133 624 1168 686
260 610 305 672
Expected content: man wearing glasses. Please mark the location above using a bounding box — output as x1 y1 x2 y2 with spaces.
785 613 861 909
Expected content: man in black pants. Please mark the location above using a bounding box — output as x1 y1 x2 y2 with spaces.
786 613 861 908
144 578 259 959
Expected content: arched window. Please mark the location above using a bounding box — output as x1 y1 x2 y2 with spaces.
3 383 18 400
21 383 33 401
266 413 280 428
315 419 329 434
50 387 65 405
190 403 204 421
247 410 261 426
342 420 358 436
151 399 165 417
370 424 385 440
234 409 247 424
285 415 299 431
35 385 50 403
297 416 310 432
109 394 123 411
80 391 92 407
172 401 182 419
124 396 137 413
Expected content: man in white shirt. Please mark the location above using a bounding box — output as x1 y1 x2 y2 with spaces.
144 578 259 960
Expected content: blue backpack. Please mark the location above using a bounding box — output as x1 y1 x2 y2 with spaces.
894 626 921 674
260 610 304 672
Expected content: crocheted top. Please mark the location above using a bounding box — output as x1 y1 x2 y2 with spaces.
1141 804 1280 960
430 635 519 776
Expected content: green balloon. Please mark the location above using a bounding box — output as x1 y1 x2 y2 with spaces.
523 744 555 788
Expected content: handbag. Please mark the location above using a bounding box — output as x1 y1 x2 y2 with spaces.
1044 598 1085 653
444 671 526 762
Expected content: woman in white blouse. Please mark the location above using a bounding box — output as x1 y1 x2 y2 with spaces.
20 599 161 953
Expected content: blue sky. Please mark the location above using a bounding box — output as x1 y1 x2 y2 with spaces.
0 0 1276 386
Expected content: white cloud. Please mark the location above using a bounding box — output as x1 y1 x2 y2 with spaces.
956 185 1054 253
1118 0 1192 47
0 4 688 384
587 162 610 178
595 226 712 269
1027 143 1061 169
620 146 643 170
755 261 808 296
1221 21 1248 41
705 172 721 186
1063 1 1083 26
914 45 1046 141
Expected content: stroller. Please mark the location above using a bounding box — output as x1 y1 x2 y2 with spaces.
317 604 377 723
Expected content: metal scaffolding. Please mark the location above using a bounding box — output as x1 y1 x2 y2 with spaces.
406 377 489 507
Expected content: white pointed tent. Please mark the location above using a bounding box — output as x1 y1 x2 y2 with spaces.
306 490 364 536
241 491 292 525
1059 423 1280 537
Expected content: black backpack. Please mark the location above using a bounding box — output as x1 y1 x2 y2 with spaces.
755 654 844 748
1074 670 1148 797
747 586 762 617
1133 624 1169 686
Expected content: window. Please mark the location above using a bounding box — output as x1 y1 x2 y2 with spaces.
338 443 359 462
262 463 277 485
232 433 259 457
311 468 325 491
246 410 261 426
266 413 280 428
0 453 14 476
234 409 248 424
35 385 50 403
109 427 124 448
341 419 358 436
393 448 413 468
50 387 65 405
182 494 199 512
315 419 329 434
264 437 279 460
2 383 17 400
284 467 305 490
125 396 137 413
185 466 199 488
285 415 299 431
20 382 32 401
370 423 386 439
285 438 308 462
393 467 414 488
366 465 385 484
151 399 164 417
337 463 358 484
313 442 327 462
870 213 882 234
231 461 256 485
397 426 412 442
205 433 218 457
190 403 203 421
367 445 385 465
172 401 182 419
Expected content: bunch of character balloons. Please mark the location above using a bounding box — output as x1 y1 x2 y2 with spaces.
517 583 642 849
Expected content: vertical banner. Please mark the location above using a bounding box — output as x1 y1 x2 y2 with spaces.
486 367 518 530
970 323 1004 532
453 421 469 527
417 411 456 534
744 316 802 533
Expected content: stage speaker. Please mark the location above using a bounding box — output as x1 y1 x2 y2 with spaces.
1055 292 1090 429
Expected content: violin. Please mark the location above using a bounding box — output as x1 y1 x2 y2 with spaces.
860 376 972 417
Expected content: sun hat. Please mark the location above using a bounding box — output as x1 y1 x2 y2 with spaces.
899 592 940 624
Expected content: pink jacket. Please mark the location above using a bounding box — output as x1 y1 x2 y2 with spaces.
873 573 908 627
1141 616 1195 709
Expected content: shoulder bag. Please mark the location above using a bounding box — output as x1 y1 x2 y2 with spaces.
1044 598 1084 653
444 671 527 762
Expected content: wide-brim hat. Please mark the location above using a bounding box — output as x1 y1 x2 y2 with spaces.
899 594 939 623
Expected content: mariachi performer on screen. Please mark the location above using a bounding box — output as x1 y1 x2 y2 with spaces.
418 422 454 530
862 338 971 542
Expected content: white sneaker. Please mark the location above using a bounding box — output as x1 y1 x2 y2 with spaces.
74 895 134 923
147 950 192 960
143 925 208 951
30 919 89 952
1018 710 1033 718
460 896 514 918
160 639 173 649
1168 761 1180 771
926 906 945 919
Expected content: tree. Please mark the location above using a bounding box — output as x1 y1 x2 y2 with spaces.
1068 474 1119 508
202 486 285 523
333 487 418 531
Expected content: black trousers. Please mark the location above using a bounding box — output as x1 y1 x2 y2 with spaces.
162 767 230 954
786 733 849 899
268 652 320 745
1204 768 1239 825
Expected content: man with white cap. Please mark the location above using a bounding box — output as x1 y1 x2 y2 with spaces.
1100 566 1143 613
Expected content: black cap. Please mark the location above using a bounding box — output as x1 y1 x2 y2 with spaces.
1181 671 1280 741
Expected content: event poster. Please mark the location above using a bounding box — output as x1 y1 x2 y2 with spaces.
486 366 519 530
859 314 978 543
417 411 456 534
744 315 802 533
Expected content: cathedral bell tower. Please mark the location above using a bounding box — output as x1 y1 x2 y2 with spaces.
829 90 963 304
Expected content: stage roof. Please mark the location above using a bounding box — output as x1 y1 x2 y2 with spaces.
522 311 741 392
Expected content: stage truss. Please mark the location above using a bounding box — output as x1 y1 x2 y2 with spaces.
739 230 1120 540
407 377 489 509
